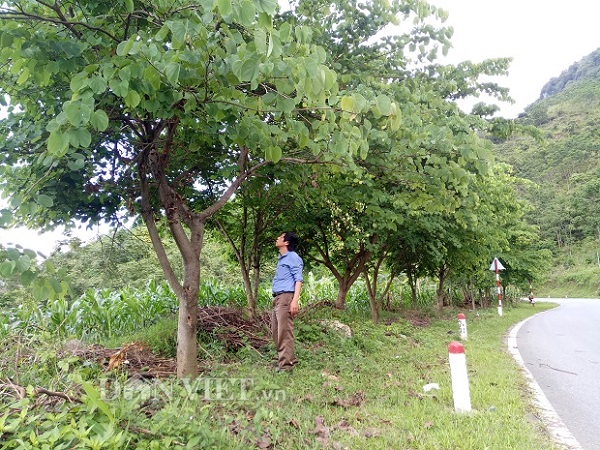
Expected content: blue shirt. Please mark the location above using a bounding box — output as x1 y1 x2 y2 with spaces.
272 251 304 293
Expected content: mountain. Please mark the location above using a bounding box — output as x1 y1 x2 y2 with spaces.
495 49 600 297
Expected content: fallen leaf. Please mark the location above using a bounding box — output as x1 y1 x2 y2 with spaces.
334 419 359 436
363 428 382 438
312 415 330 446
332 391 366 407
256 434 271 449
321 370 339 381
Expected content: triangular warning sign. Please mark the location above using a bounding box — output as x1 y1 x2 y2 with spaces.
489 257 505 271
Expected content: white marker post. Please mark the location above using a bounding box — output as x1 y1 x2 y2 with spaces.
448 341 471 413
489 257 505 316
457 313 468 340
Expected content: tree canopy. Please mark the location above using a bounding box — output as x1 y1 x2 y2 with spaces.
0 0 543 376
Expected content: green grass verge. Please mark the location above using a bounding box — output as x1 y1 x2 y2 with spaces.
201 302 559 450
0 302 560 449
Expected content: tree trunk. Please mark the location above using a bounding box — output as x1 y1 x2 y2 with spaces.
332 263 368 309
435 265 447 313
177 284 200 378
369 294 380 323
363 272 380 324
173 223 204 379
407 271 418 308
335 280 351 309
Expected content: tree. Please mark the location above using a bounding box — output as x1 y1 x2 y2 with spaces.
0 0 400 377
210 164 302 314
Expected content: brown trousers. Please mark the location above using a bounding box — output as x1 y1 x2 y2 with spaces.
271 293 297 370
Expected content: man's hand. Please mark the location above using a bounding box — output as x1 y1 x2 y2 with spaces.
289 298 299 316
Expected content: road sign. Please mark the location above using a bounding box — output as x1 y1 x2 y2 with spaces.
489 257 505 271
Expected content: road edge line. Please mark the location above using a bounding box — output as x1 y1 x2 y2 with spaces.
507 309 583 450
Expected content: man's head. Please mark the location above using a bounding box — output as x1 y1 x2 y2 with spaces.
276 232 299 252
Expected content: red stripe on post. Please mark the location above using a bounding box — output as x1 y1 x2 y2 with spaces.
448 341 465 354
457 313 466 319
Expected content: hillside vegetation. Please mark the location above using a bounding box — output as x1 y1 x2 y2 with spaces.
495 48 600 297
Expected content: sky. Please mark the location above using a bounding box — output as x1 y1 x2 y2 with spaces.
2 0 600 255
431 0 600 118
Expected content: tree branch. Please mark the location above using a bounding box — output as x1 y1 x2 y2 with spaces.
0 4 119 42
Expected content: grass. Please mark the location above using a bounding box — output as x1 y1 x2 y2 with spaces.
0 301 560 449
200 302 560 450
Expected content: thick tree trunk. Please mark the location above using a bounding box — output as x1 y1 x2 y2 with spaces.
177 285 200 378
363 272 379 324
407 272 418 308
369 295 379 323
335 281 351 309
435 266 447 313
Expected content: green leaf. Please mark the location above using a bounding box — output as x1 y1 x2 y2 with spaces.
37 194 54 207
90 109 109 131
0 31 14 49
265 146 282 163
0 209 12 227
32 282 51 301
239 58 259 82
82 381 114 421
238 0 257 26
45 120 60 133
257 12 272 29
255 29 267 54
0 261 16 278
340 96 355 112
17 67 30 85
165 63 181 85
217 0 233 18
70 74 88 93
125 90 141 108
70 128 92 148
277 96 295 114
20 270 36 286
116 40 131 56
375 95 392 116
125 0 134 13
50 278 63 293
65 102 81 126
256 0 277 15
47 131 70 156
16 255 31 272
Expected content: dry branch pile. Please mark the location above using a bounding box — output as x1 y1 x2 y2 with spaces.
63 341 178 378
59 306 271 379
197 306 271 350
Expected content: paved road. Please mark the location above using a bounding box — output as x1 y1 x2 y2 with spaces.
516 298 600 450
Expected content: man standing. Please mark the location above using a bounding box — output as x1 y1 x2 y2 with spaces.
271 232 303 372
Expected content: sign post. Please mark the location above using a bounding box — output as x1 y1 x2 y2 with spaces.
489 257 505 316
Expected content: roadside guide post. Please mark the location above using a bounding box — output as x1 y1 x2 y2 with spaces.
458 313 468 340
489 257 505 316
448 341 471 412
